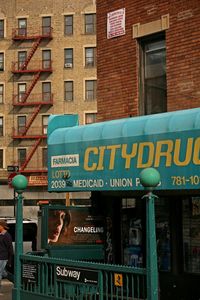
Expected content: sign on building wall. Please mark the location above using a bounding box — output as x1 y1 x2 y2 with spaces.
107 8 125 39
47 109 200 192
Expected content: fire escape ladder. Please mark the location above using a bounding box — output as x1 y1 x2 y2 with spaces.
22 72 41 102
23 105 42 135
21 37 41 70
20 138 42 171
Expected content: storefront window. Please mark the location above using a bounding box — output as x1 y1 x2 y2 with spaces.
155 198 171 272
122 198 143 268
183 197 200 273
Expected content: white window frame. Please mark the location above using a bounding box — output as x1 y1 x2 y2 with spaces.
84 111 97 125
84 78 97 101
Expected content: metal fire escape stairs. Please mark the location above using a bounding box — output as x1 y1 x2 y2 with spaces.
12 28 53 175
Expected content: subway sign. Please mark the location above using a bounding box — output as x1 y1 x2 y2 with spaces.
48 130 200 191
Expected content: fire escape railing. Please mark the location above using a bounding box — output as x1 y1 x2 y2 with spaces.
12 27 53 175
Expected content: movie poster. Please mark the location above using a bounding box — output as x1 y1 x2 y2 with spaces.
47 208 104 246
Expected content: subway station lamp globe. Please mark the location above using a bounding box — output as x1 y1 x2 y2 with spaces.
12 174 28 193
139 167 160 190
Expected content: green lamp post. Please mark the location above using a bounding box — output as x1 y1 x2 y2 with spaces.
12 174 28 300
139 167 160 300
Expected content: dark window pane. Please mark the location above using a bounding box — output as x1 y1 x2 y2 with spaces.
0 53 4 71
0 84 3 103
0 20 4 38
18 148 26 166
0 149 3 168
0 117 3 136
42 148 47 168
141 37 167 115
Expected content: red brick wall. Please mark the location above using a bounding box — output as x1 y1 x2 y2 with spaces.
96 0 200 122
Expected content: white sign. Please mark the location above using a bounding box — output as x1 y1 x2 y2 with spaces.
51 154 79 168
107 8 125 39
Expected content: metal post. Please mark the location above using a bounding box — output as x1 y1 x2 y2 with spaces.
139 167 160 300
12 175 28 300
145 191 158 300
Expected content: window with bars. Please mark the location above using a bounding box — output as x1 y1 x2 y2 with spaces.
64 15 73 35
0 84 4 103
64 81 73 101
85 80 97 101
85 14 96 34
85 47 96 67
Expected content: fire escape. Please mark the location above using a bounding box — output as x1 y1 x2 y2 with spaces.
11 27 53 175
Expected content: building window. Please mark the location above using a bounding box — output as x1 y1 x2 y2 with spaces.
85 113 97 124
85 80 97 101
18 83 26 102
183 197 200 274
42 82 51 102
18 51 27 69
85 14 96 34
17 116 26 134
42 148 47 168
64 81 73 101
42 16 51 35
0 53 4 71
42 50 51 69
64 49 73 68
0 20 4 38
0 149 3 168
18 148 26 167
42 115 49 134
0 84 4 103
18 18 27 36
140 36 167 115
85 47 96 67
155 198 171 272
0 117 3 136
64 15 73 35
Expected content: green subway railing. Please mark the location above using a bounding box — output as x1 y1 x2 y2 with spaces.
20 254 147 300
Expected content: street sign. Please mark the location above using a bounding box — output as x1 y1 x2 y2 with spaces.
7 165 19 172
8 172 17 188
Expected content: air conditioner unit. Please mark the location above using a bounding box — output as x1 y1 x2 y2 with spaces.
64 63 73 68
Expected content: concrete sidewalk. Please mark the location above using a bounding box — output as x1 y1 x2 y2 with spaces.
0 279 13 299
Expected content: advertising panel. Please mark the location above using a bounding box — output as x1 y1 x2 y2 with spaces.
47 207 104 246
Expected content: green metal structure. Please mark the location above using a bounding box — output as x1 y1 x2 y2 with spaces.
18 108 200 299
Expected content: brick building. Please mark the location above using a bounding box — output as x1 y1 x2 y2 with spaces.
0 0 96 216
96 1 200 299
96 0 200 121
